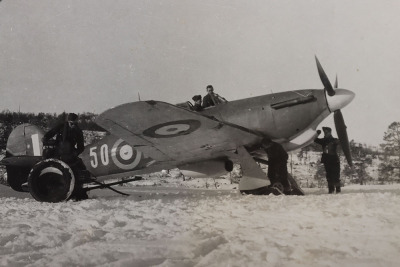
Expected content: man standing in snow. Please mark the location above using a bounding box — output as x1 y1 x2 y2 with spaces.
43 113 89 200
314 127 341 194
43 113 85 163
261 139 292 195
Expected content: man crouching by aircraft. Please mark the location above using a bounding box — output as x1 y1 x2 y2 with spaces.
261 139 292 195
42 113 89 200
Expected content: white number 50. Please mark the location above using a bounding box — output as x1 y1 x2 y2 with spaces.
90 145 110 168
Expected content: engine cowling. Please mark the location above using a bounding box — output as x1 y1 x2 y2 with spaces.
178 159 233 178
28 159 75 203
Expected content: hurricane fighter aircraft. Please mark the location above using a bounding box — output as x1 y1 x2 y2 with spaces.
0 57 355 202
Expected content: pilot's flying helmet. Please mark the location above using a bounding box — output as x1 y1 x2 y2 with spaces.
192 95 202 101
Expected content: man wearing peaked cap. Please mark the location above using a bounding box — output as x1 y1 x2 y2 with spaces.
67 112 78 121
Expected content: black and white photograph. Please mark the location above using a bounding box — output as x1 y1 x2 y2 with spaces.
1 1 400 266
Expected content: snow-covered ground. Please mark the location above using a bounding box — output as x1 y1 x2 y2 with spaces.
1 180 400 267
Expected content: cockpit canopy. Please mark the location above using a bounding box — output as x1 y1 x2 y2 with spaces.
176 94 228 111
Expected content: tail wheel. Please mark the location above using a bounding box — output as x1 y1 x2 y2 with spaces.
28 159 75 203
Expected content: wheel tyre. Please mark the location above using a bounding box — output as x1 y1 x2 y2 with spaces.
28 159 75 203
6 166 31 192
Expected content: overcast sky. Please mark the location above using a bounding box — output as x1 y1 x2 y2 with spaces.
1 0 399 146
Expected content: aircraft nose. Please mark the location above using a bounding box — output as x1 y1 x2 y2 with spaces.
326 89 355 112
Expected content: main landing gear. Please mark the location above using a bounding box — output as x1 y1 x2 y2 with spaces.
27 158 142 203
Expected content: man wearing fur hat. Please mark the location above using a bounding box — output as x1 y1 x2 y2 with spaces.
314 127 341 193
192 95 203 111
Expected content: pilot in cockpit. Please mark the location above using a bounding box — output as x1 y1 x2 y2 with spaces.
202 85 227 108
192 95 203 111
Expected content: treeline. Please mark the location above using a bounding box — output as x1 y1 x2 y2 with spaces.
0 110 104 150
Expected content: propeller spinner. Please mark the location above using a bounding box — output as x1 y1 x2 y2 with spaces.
315 57 355 166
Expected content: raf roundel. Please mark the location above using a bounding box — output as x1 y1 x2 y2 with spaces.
111 139 142 170
143 119 201 138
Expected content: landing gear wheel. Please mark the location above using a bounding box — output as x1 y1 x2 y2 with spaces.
28 159 75 203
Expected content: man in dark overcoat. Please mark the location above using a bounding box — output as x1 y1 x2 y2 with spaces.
314 127 341 193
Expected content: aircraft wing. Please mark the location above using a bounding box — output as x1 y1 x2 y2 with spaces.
96 101 262 164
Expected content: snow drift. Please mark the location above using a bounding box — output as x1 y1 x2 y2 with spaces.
1 184 400 266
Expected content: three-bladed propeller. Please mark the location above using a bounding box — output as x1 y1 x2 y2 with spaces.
315 56 353 166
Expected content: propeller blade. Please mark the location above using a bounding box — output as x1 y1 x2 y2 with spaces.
334 110 353 166
315 56 335 96
334 74 338 89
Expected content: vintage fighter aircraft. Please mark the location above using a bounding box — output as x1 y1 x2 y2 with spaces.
0 57 354 202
